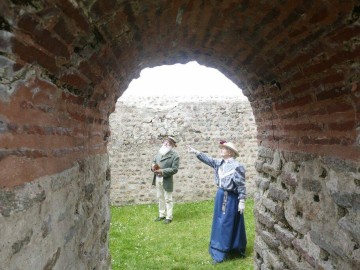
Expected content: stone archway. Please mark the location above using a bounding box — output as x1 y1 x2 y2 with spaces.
0 1 359 269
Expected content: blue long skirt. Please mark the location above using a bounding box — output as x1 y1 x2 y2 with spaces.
209 188 247 263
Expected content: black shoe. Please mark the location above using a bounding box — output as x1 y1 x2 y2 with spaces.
154 217 165 222
163 219 172 224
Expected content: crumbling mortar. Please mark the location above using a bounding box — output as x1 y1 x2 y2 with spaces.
0 16 11 31
10 0 42 9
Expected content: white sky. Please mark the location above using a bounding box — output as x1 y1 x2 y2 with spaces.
121 61 247 99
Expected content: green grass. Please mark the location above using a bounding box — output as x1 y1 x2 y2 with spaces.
110 199 255 270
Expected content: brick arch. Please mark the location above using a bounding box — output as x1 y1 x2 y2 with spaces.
1 0 359 186
1 0 359 269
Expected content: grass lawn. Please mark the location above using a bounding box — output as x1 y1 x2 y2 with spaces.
110 199 254 270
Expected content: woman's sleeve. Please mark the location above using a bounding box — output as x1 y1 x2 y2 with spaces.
196 152 218 168
233 165 246 200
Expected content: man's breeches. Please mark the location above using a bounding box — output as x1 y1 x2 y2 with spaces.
156 177 173 220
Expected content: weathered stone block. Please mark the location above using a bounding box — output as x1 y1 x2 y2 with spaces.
256 176 270 191
254 237 267 260
50 166 79 191
310 230 347 258
258 147 274 158
274 224 296 248
257 229 280 250
0 185 46 217
279 245 313 270
0 55 15 79
0 30 12 53
268 185 289 202
284 203 310 234
281 163 298 188
317 260 336 270
255 208 275 228
332 192 360 210
292 238 317 268
255 159 265 172
262 150 282 178
322 156 358 173
302 178 322 193
282 151 316 163
262 198 285 221
262 163 281 178
263 249 287 270
254 257 262 270
338 213 360 248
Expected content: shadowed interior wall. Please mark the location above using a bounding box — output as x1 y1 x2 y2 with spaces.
0 155 111 269
0 1 359 269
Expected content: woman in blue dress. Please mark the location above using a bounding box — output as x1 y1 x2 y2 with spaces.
187 141 247 264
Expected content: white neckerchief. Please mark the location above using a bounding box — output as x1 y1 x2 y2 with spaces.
218 159 235 187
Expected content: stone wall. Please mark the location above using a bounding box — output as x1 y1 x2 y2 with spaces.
108 95 258 206
254 148 360 270
0 154 111 269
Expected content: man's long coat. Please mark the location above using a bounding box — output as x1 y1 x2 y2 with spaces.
152 150 180 192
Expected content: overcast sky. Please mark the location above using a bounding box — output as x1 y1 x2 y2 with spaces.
121 61 247 99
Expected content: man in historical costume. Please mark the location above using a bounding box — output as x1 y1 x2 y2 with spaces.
151 136 180 224
187 141 247 264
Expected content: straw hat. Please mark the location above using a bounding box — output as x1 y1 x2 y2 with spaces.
219 141 239 157
165 136 177 146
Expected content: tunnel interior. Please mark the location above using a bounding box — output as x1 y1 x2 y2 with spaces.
0 0 359 269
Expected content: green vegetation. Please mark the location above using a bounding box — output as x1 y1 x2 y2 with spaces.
110 199 255 270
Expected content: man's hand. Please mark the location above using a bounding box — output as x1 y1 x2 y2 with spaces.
238 200 245 214
154 169 163 177
151 164 160 172
187 145 199 154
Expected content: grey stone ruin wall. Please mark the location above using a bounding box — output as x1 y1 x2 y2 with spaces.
254 148 360 270
0 154 111 270
108 95 258 206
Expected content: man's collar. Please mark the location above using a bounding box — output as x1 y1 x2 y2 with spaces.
161 150 173 158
